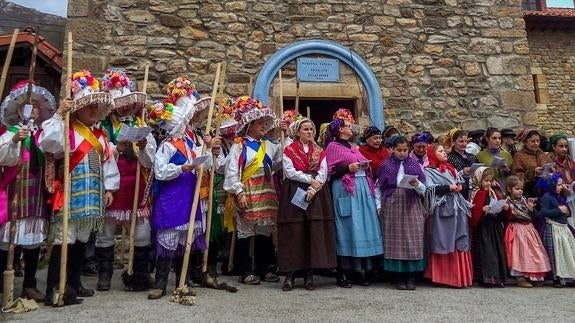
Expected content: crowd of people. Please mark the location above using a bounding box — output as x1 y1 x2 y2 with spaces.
1 68 575 310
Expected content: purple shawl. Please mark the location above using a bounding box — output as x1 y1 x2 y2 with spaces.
326 140 374 194
378 155 426 202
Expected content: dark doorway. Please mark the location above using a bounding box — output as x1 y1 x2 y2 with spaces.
282 98 356 129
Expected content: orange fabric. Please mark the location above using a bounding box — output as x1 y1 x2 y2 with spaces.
425 251 473 287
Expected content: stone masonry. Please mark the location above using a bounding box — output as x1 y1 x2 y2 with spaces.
67 0 538 135
528 29 575 135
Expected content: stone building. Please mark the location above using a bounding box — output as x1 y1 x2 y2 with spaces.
66 0 570 134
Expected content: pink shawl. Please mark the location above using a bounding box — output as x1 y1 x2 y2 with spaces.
326 140 375 195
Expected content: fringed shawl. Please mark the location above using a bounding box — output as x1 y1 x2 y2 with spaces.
284 140 325 173
326 140 374 195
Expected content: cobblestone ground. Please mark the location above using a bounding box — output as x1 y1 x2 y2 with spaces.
3 269 573 322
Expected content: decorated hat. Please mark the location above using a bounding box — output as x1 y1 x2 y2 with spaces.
165 76 211 122
0 80 57 127
70 70 114 121
101 68 146 117
218 97 238 137
282 109 300 138
332 108 355 123
233 96 276 136
148 100 193 136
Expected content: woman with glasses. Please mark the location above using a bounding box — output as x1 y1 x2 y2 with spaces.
325 118 384 287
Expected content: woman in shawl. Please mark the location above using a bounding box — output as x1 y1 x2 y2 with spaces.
424 144 474 288
325 119 383 288
446 130 479 201
476 127 513 196
377 135 427 290
409 132 432 169
547 134 575 225
512 129 552 197
358 126 389 177
277 118 337 291
536 174 575 287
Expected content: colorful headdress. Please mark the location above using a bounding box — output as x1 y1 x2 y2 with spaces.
71 69 114 121
219 97 238 137
148 100 192 136
443 127 460 150
101 68 146 117
0 80 56 127
411 132 432 145
332 108 355 123
233 96 276 136
165 76 211 123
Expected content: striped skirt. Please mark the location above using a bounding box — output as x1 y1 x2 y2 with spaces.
236 167 278 237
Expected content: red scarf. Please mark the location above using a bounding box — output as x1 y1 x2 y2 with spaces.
358 144 390 171
284 141 325 172
426 146 457 178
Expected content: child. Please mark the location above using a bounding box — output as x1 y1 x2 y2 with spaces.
470 167 509 287
504 175 550 287
537 173 575 287
377 135 426 290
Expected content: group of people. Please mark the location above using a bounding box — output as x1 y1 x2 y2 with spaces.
1 68 575 311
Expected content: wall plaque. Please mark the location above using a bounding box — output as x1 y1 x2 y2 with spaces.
296 58 340 82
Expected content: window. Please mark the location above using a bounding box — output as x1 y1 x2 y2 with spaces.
522 0 542 10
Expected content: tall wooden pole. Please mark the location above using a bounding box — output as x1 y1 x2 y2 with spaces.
57 31 73 307
0 29 18 100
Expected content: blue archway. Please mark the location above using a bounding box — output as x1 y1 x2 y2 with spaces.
253 39 384 129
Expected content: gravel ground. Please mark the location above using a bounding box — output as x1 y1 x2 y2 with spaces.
2 269 573 322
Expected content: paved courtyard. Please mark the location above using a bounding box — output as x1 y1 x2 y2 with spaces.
2 269 573 322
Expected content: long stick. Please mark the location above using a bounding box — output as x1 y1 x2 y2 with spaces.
201 62 226 273
248 76 253 96
295 81 300 116
57 31 73 307
126 64 149 276
2 27 39 308
0 29 18 100
278 70 286 181
0 28 19 308
177 63 221 290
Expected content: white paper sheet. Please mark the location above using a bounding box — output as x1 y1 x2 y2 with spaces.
491 156 506 168
116 123 152 143
488 198 507 214
291 187 309 210
540 162 555 178
191 155 211 168
398 174 419 189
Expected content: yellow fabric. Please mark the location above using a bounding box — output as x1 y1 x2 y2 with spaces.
223 193 235 232
241 140 266 183
73 120 103 158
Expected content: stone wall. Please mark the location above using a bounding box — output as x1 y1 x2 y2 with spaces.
528 29 575 135
67 0 537 134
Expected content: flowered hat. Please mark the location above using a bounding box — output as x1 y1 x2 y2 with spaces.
233 96 276 136
332 108 355 123
148 100 193 136
282 109 300 138
165 76 211 122
70 69 114 121
0 80 57 127
101 68 146 117
218 97 238 137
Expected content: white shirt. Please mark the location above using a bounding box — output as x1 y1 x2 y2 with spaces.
154 134 212 181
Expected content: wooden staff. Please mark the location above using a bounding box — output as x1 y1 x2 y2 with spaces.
57 31 73 307
174 62 221 297
295 81 300 115
2 27 39 308
201 62 226 273
278 69 286 181
124 64 149 283
248 76 253 96
0 29 18 100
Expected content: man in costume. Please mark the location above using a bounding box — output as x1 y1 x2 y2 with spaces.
96 69 156 291
39 70 120 305
0 80 57 301
147 78 213 299
223 96 282 285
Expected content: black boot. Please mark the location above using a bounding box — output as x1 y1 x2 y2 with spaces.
189 250 203 286
304 270 315 291
395 273 407 290
236 237 259 285
406 273 416 290
282 272 295 291
0 249 7 291
45 245 83 306
68 242 95 297
95 246 114 291
21 247 45 301
336 258 351 288
123 246 153 291
148 256 170 299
